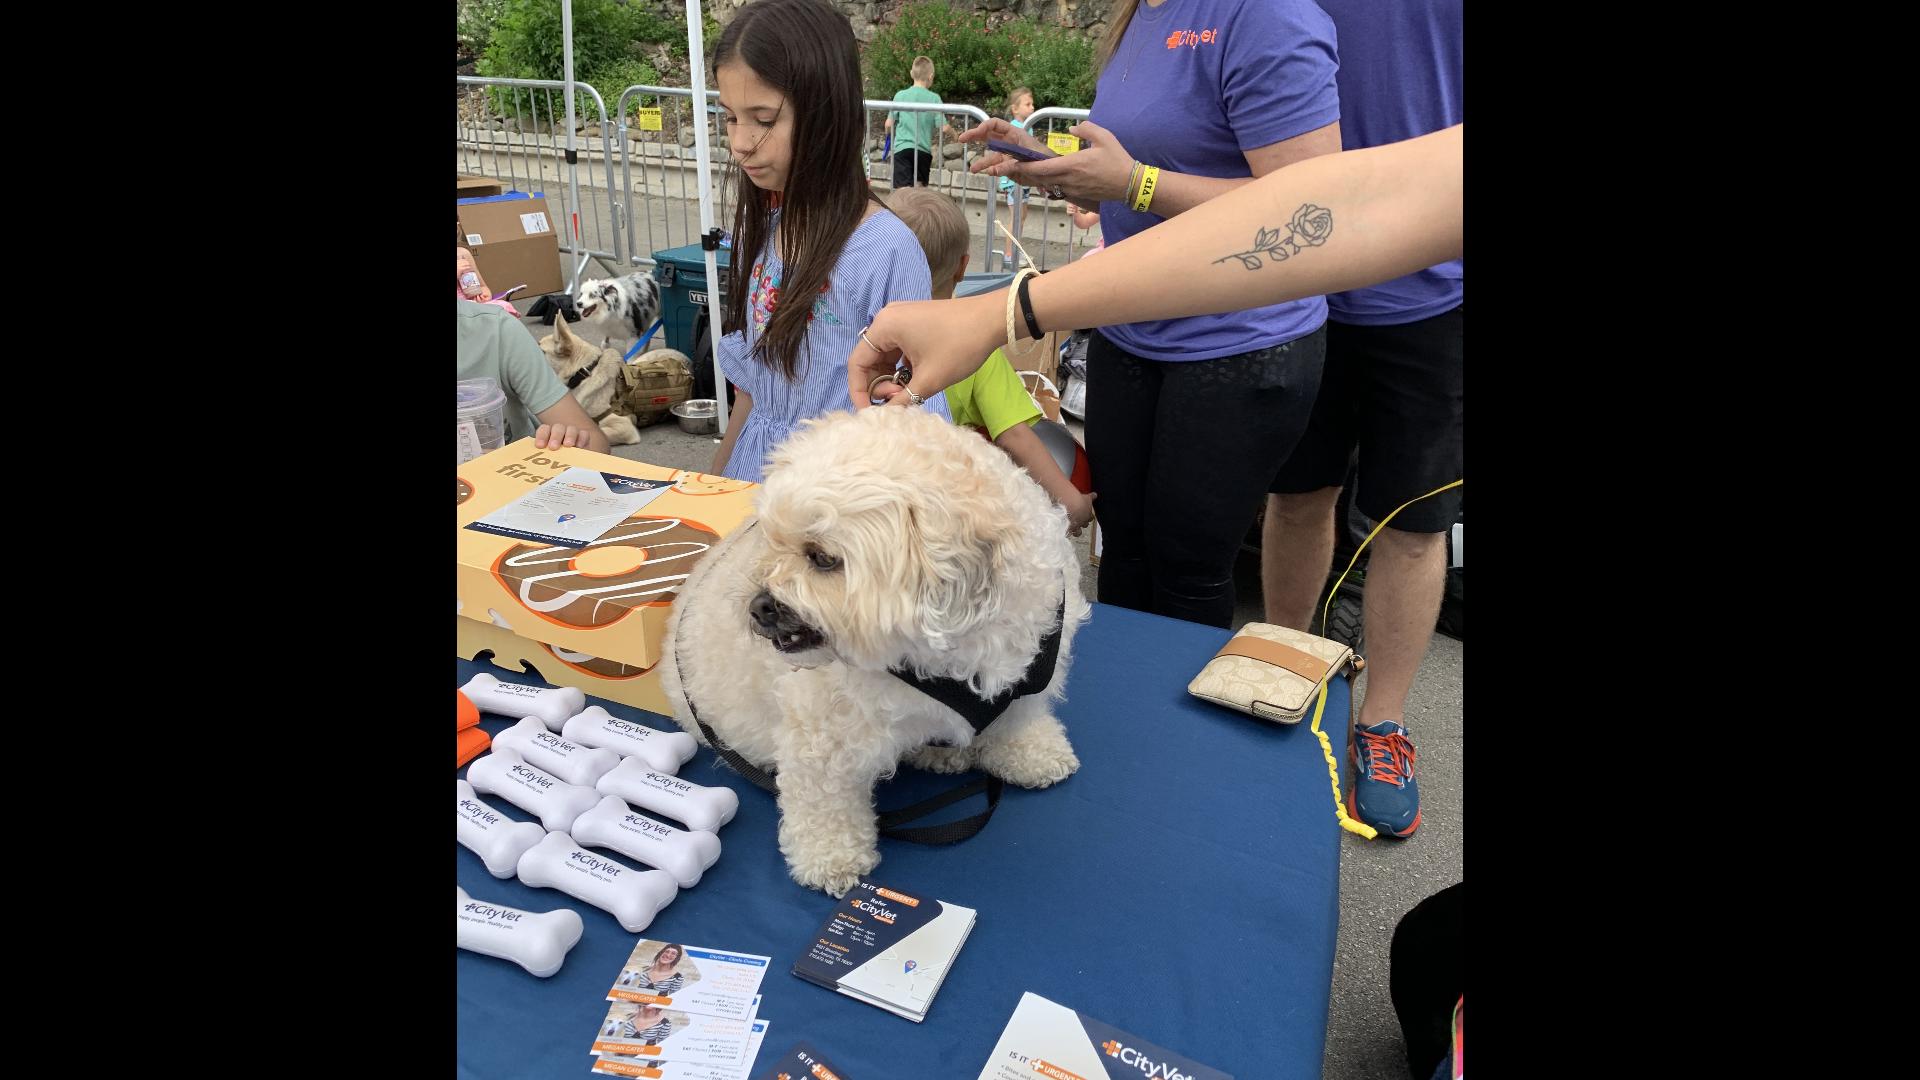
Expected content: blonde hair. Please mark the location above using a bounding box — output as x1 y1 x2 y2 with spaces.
1007 86 1034 115
1098 0 1143 71
911 55 935 83
888 187 970 287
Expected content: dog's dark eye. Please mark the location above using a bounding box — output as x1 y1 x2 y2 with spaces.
807 549 841 571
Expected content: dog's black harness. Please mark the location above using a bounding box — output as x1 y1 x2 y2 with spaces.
884 594 1065 736
678 585 1067 846
565 356 602 390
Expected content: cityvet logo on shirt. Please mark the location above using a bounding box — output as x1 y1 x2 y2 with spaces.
1165 27 1221 49
1103 1038 1199 1080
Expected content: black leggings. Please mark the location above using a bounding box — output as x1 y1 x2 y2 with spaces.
1085 327 1327 627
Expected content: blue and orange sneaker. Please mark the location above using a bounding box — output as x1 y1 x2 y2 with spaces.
1348 720 1421 838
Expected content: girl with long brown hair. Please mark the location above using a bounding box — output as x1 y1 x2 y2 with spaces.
707 0 951 482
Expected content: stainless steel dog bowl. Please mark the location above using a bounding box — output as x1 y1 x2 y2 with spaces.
672 398 720 435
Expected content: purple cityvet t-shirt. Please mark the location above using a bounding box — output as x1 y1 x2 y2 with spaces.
1317 0 1463 325
1088 0 1340 361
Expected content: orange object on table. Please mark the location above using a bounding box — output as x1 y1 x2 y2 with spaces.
458 690 480 732
458 726 491 768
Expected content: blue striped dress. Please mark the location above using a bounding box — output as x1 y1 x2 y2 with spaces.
718 209 950 484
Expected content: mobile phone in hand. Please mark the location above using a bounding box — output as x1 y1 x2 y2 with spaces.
986 138 1057 163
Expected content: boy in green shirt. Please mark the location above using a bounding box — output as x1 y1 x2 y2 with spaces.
886 55 955 190
888 188 1097 535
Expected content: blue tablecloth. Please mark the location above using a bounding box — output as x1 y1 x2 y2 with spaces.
458 602 1343 1079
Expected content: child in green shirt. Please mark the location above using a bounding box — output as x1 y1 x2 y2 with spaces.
888 187 1097 535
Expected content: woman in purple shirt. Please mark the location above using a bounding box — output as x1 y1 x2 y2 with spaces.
963 0 1342 628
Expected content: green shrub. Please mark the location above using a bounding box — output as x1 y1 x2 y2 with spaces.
594 57 665 122
476 0 676 121
864 1 1006 107
994 20 1096 113
459 0 509 61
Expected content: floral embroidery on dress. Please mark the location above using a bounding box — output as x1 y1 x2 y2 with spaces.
749 264 843 331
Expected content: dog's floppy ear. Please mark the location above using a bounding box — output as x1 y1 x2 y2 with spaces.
901 463 1024 651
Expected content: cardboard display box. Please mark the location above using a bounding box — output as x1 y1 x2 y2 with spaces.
458 438 760 716
457 174 505 199
457 616 678 716
457 193 564 300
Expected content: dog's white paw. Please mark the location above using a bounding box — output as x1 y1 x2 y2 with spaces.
905 742 975 774
784 845 880 898
600 413 641 446
977 728 1080 789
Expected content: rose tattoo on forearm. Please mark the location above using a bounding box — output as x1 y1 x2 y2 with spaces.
1213 204 1334 270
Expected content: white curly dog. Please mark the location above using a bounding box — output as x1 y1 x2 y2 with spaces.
661 407 1088 896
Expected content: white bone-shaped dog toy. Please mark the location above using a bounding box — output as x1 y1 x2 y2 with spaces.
596 758 739 833
467 748 601 834
460 672 586 731
571 795 723 888
457 779 547 878
456 885 583 978
491 717 622 787
561 706 699 773
515 830 677 933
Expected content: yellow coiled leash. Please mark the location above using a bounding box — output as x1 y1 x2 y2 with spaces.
1309 479 1463 840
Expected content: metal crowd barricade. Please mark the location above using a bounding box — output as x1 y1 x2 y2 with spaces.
456 76 622 288
1015 106 1098 270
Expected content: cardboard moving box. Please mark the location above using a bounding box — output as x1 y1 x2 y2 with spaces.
457 193 564 300
457 174 505 199
457 439 759 715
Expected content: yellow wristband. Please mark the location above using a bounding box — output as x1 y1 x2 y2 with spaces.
1131 165 1160 213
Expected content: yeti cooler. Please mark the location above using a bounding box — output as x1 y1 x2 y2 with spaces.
652 243 733 403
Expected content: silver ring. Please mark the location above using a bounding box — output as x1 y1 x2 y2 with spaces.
859 328 885 355
906 387 926 407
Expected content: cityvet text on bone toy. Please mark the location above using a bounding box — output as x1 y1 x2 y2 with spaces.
562 706 699 773
571 795 723 888
492 717 622 787
460 672 585 731
515 830 678 933
597 758 740 833
457 779 546 878
456 886 583 978
467 748 601 833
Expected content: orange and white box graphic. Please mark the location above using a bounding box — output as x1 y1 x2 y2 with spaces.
457 440 759 716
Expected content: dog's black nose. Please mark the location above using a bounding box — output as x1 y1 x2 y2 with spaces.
749 591 784 632
749 590 824 652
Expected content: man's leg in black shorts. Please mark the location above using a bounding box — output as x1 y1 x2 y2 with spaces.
914 148 933 186
1268 307 1462 720
891 150 916 190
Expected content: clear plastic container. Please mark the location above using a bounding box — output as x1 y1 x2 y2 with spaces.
457 377 509 464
